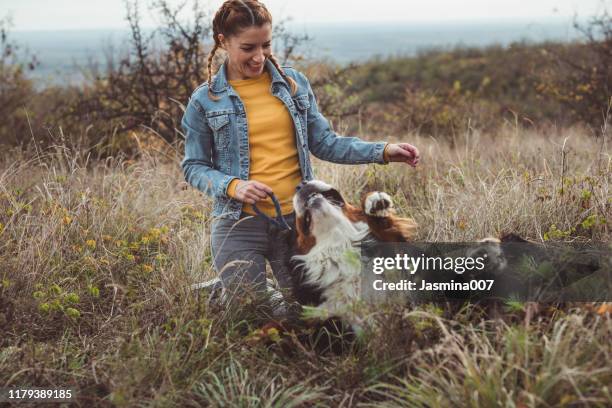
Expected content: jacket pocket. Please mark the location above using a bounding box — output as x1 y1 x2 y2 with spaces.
294 95 310 111
207 114 231 148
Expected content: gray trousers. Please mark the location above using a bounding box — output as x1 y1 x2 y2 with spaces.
210 212 296 292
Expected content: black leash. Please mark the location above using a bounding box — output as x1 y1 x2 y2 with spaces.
251 192 292 231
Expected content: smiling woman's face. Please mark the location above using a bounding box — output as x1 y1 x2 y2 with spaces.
218 23 272 81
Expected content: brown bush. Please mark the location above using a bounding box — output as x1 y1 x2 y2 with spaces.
0 16 39 146
58 0 310 156
537 11 612 128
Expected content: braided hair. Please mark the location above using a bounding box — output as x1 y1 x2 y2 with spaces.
207 0 298 100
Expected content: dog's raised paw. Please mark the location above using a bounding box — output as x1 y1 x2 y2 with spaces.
364 192 393 217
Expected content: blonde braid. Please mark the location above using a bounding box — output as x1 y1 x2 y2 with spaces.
267 54 298 96
207 1 236 101
206 42 221 101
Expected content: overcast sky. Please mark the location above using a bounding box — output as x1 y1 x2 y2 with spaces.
4 0 609 31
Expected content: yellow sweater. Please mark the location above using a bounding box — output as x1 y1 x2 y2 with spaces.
226 69 391 216
226 71 302 216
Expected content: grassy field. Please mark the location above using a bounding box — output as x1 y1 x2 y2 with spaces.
0 124 610 407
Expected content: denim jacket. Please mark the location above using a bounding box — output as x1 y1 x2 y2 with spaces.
181 58 388 219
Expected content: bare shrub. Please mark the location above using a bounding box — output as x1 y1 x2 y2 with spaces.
0 15 39 146
538 11 612 128
63 0 310 154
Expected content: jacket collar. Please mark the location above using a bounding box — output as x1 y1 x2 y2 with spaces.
210 58 289 94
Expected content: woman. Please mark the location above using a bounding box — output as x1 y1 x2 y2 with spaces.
181 0 420 295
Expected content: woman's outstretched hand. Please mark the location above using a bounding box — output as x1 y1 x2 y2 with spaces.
233 180 273 205
386 143 420 167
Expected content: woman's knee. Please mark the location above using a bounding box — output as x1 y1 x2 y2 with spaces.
210 216 268 288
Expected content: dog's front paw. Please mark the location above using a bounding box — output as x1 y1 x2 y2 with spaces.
364 192 394 217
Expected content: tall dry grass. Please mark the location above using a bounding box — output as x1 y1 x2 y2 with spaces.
0 124 610 406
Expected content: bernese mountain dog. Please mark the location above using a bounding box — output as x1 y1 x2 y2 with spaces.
286 180 526 334
288 180 418 331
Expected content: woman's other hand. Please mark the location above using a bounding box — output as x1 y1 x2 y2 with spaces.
233 180 273 205
385 143 420 167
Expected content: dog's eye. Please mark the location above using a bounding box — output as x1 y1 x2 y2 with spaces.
302 211 312 232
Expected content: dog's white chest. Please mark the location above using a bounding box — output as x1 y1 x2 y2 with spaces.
295 221 369 313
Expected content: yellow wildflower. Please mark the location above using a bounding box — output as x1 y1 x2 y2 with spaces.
148 228 161 239
266 327 281 342
65 307 80 319
453 80 461 93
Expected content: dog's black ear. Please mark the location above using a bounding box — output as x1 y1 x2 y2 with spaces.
322 188 345 207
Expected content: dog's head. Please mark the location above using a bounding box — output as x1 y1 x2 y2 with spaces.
293 180 358 252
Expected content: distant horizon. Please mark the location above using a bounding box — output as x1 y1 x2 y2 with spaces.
4 0 606 31
9 17 586 90
10 15 587 33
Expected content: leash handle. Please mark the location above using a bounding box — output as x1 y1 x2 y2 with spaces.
251 192 292 231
